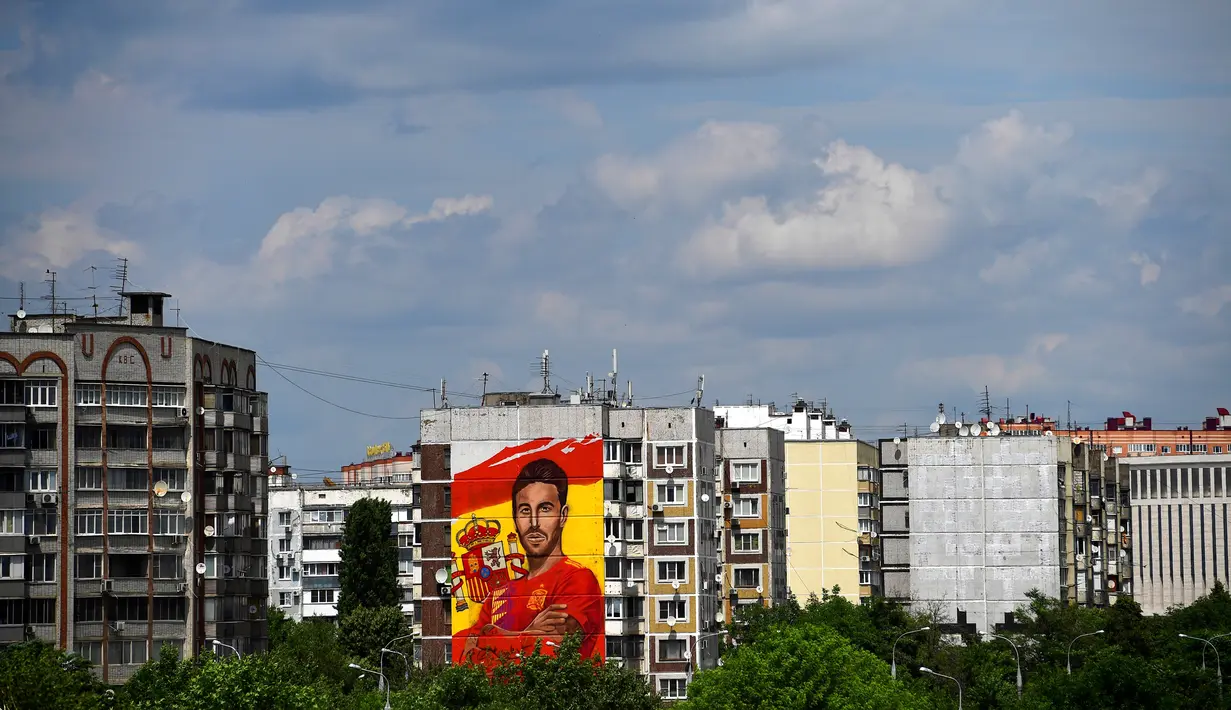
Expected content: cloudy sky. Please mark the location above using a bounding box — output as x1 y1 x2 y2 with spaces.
2 1 1228 473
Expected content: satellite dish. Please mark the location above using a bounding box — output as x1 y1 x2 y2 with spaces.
15 309 25 319
196 406 206 416
181 491 192 504
701 493 710 503
959 426 970 437
194 563 206 575
1101 453 1109 462
988 422 1001 437
248 605 258 615
153 481 169 497
718 658 725 667
667 619 676 628
222 565 232 575
269 466 278 474
665 465 674 475
970 423 982 435
435 568 448 584
672 580 680 590
715 612 724 623
605 535 616 544
204 525 216 537
893 437 901 444
929 422 941 433
937 412 947 425
1045 430 1054 437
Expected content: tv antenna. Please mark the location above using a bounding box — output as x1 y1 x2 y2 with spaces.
979 386 993 421
84 265 100 317
608 349 618 404
42 270 58 317
692 375 705 407
539 350 552 395
111 257 129 318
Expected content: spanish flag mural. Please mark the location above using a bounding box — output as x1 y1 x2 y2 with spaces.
449 436 605 668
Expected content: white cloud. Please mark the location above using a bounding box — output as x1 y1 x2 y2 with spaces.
683 139 948 272
1179 285 1231 317
952 109 1073 180
255 194 492 285
1090 168 1167 228
897 333 1069 395
979 240 1053 285
591 121 782 210
1128 252 1162 285
537 91 604 130
0 203 143 279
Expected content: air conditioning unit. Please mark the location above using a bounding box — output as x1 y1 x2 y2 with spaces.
713 530 722 539
25 494 36 506
178 407 189 418
100 579 113 593
176 582 188 593
723 501 733 509
41 493 57 506
112 621 126 633
651 503 664 513
26 536 41 546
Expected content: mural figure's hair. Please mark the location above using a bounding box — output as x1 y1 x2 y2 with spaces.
511 458 569 509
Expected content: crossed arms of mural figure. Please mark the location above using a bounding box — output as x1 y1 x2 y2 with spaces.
459 603 582 654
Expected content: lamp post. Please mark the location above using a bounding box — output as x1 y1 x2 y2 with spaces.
1066 630 1104 675
381 633 416 687
211 640 241 659
382 647 409 684
987 633 1022 699
919 666 962 710
1179 633 1223 698
892 627 931 680
348 663 391 710
1203 632 1231 669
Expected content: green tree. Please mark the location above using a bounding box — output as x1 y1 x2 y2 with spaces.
0 641 109 710
682 623 928 710
338 497 400 618
120 644 195 709
487 634 660 710
339 605 411 669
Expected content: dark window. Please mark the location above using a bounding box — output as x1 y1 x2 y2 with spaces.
113 597 148 622
107 426 146 449
76 426 102 448
153 597 186 621
28 426 57 450
75 598 103 622
0 469 21 492
27 599 55 624
152 428 184 450
0 380 23 404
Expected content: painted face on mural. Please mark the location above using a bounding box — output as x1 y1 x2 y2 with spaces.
513 481 569 561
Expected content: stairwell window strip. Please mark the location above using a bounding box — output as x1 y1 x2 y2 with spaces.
24 380 57 407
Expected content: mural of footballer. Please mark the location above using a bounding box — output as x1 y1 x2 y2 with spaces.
453 457 604 664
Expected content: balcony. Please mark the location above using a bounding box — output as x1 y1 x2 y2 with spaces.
1092 527 1103 542
1090 496 1101 511
302 576 340 590
604 501 626 518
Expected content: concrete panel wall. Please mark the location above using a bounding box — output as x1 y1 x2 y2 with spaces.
882 537 909 566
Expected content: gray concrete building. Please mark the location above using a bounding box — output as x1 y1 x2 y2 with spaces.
882 432 1129 633
1 293 269 682
1127 453 1231 614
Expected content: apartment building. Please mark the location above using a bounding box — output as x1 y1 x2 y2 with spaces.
1000 408 1231 457
418 394 723 701
1127 453 1231 614
714 427 787 620
0 292 269 682
714 400 882 604
885 431 1128 633
267 463 421 652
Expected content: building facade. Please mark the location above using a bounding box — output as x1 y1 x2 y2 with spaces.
715 427 787 620
418 399 723 701
890 433 1129 633
266 466 421 652
0 293 269 682
999 408 1231 457
1127 453 1231 614
714 401 881 604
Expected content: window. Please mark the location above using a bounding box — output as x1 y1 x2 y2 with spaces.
278 511 292 526
74 642 102 664
658 639 687 662
152 555 182 579
623 442 643 464
605 597 624 619
309 589 335 604
1128 443 1156 453
0 380 23 405
24 380 58 407
76 554 102 579
75 426 101 448
0 555 24 580
75 383 101 406
109 640 148 665
659 678 687 698
277 538 292 553
153 598 186 621
105 384 147 407
656 522 686 545
734 496 760 518
279 592 294 607
604 519 623 541
658 599 687 622
27 426 56 450
108 509 148 534
655 445 685 467
114 597 149 621
1216 446 1225 454
627 558 644 580
0 510 23 535
398 559 415 575
27 470 56 492
27 509 56 535
656 483 686 506
734 567 761 589
152 428 185 450
0 424 22 449
398 531 418 548
108 468 149 491
76 509 103 535
604 558 623 580
623 482 644 505
75 598 104 622
858 493 873 507
303 563 338 576
604 441 621 462
731 462 760 484
860 571 873 585
151 386 186 408
26 553 55 582
76 467 103 490
307 509 346 523
155 468 187 490
625 520 644 542
107 426 146 449
734 531 761 553
657 560 686 582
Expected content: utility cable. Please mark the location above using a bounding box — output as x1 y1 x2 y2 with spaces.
256 355 421 421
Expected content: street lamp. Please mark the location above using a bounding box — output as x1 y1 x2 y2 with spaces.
1066 630 1104 675
1179 633 1223 697
381 633 416 686
1204 632 1231 669
348 663 391 710
382 647 409 684
211 640 242 659
892 627 931 680
987 633 1022 700
919 666 962 710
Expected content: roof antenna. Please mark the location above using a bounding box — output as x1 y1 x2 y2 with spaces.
440 379 448 409
692 375 705 407
540 350 552 395
608 349 618 404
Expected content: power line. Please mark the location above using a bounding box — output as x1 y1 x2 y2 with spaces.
256 355 422 421
259 361 481 399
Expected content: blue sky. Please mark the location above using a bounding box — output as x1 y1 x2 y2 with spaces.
2 1 1228 475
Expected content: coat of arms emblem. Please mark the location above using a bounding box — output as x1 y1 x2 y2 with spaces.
448 514 529 612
